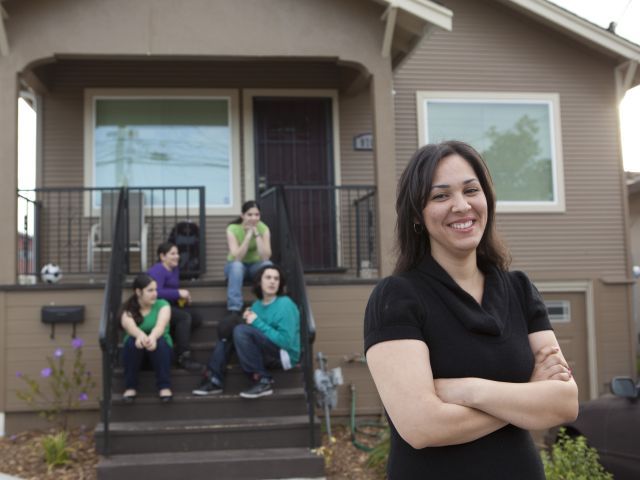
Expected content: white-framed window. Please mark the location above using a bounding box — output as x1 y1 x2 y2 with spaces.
545 300 571 323
84 89 241 215
416 92 565 213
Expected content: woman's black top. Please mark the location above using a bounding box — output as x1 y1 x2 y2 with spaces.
364 255 551 479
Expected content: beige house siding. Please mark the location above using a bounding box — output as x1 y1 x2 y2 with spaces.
394 0 627 278
0 284 379 423
392 0 635 393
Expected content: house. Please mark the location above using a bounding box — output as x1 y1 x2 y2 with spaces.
0 0 638 450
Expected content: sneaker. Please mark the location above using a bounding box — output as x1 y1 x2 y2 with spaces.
192 376 223 396
240 377 273 399
177 351 204 372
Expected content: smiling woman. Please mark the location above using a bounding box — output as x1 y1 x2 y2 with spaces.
364 141 579 479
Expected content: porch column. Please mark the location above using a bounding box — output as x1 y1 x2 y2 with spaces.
370 65 396 277
0 65 18 285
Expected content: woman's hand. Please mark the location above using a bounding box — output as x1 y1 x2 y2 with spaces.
243 308 257 325
178 289 191 304
135 334 148 349
530 345 572 382
145 336 157 352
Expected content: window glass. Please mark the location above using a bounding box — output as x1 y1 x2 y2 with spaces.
94 98 231 207
425 100 555 203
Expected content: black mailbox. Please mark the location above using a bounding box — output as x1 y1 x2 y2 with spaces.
41 305 84 338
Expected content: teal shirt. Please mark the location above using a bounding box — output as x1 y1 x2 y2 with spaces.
227 221 269 263
123 299 173 348
251 296 300 365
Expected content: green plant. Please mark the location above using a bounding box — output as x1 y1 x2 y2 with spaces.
366 425 390 474
542 428 613 480
41 430 73 471
16 337 96 430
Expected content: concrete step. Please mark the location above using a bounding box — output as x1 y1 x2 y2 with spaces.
111 365 304 394
96 447 325 480
110 387 308 422
94 415 321 455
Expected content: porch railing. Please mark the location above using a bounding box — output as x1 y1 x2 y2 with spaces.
260 186 318 448
97 188 127 457
276 185 378 277
16 186 206 280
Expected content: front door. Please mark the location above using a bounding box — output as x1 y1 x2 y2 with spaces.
254 97 336 270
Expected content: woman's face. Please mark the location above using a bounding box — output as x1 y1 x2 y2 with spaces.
160 246 180 269
421 154 487 262
260 268 280 298
136 280 158 307
242 207 261 226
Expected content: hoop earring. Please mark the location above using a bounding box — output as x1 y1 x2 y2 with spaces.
413 223 424 234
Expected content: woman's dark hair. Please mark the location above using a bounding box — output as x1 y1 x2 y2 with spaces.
229 200 261 225
156 241 177 260
120 273 156 325
394 140 510 274
252 264 286 299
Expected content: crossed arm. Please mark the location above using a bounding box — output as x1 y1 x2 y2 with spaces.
121 305 171 351
366 330 578 449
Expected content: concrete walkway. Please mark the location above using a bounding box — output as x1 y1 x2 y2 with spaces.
0 474 23 479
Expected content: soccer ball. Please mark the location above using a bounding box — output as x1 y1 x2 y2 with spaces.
41 263 63 284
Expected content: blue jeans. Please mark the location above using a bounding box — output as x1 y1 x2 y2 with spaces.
233 324 282 380
122 337 173 390
224 260 272 311
206 338 234 385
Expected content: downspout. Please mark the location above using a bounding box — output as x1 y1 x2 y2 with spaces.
0 1 8 57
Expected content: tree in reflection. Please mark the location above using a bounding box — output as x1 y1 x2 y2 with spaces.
482 115 553 201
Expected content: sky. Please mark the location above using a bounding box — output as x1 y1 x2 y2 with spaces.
549 0 640 171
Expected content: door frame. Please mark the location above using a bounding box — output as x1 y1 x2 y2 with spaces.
538 281 598 400
242 89 342 201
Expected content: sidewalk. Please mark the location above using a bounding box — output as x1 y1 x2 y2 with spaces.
0 474 23 480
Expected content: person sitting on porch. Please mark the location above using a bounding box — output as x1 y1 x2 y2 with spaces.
120 273 173 403
193 264 300 399
148 242 203 372
224 200 273 319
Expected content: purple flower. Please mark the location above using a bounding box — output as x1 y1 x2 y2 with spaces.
9 435 17 442
15 371 22 378
71 338 84 349
40 367 52 378
54 348 64 358
78 392 88 401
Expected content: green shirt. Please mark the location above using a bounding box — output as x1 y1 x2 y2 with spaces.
123 299 173 347
251 296 300 365
226 221 269 263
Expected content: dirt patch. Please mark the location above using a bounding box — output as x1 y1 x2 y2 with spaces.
0 424 383 479
0 428 98 480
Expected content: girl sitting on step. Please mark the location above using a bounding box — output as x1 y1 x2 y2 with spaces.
120 273 174 403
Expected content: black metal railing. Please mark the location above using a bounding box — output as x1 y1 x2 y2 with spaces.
260 186 318 448
274 185 378 277
98 188 127 457
15 186 206 280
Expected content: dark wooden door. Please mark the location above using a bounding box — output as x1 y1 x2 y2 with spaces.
254 97 336 270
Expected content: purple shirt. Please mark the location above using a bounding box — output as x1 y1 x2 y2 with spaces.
148 262 180 303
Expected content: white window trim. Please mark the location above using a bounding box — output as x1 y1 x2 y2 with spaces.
416 91 565 213
83 88 242 216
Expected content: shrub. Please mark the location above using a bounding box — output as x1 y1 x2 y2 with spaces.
541 428 613 480
366 426 390 474
16 337 96 430
41 431 73 471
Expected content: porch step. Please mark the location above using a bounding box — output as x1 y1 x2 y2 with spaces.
111 365 304 393
96 447 325 480
110 388 307 422
95 415 321 455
